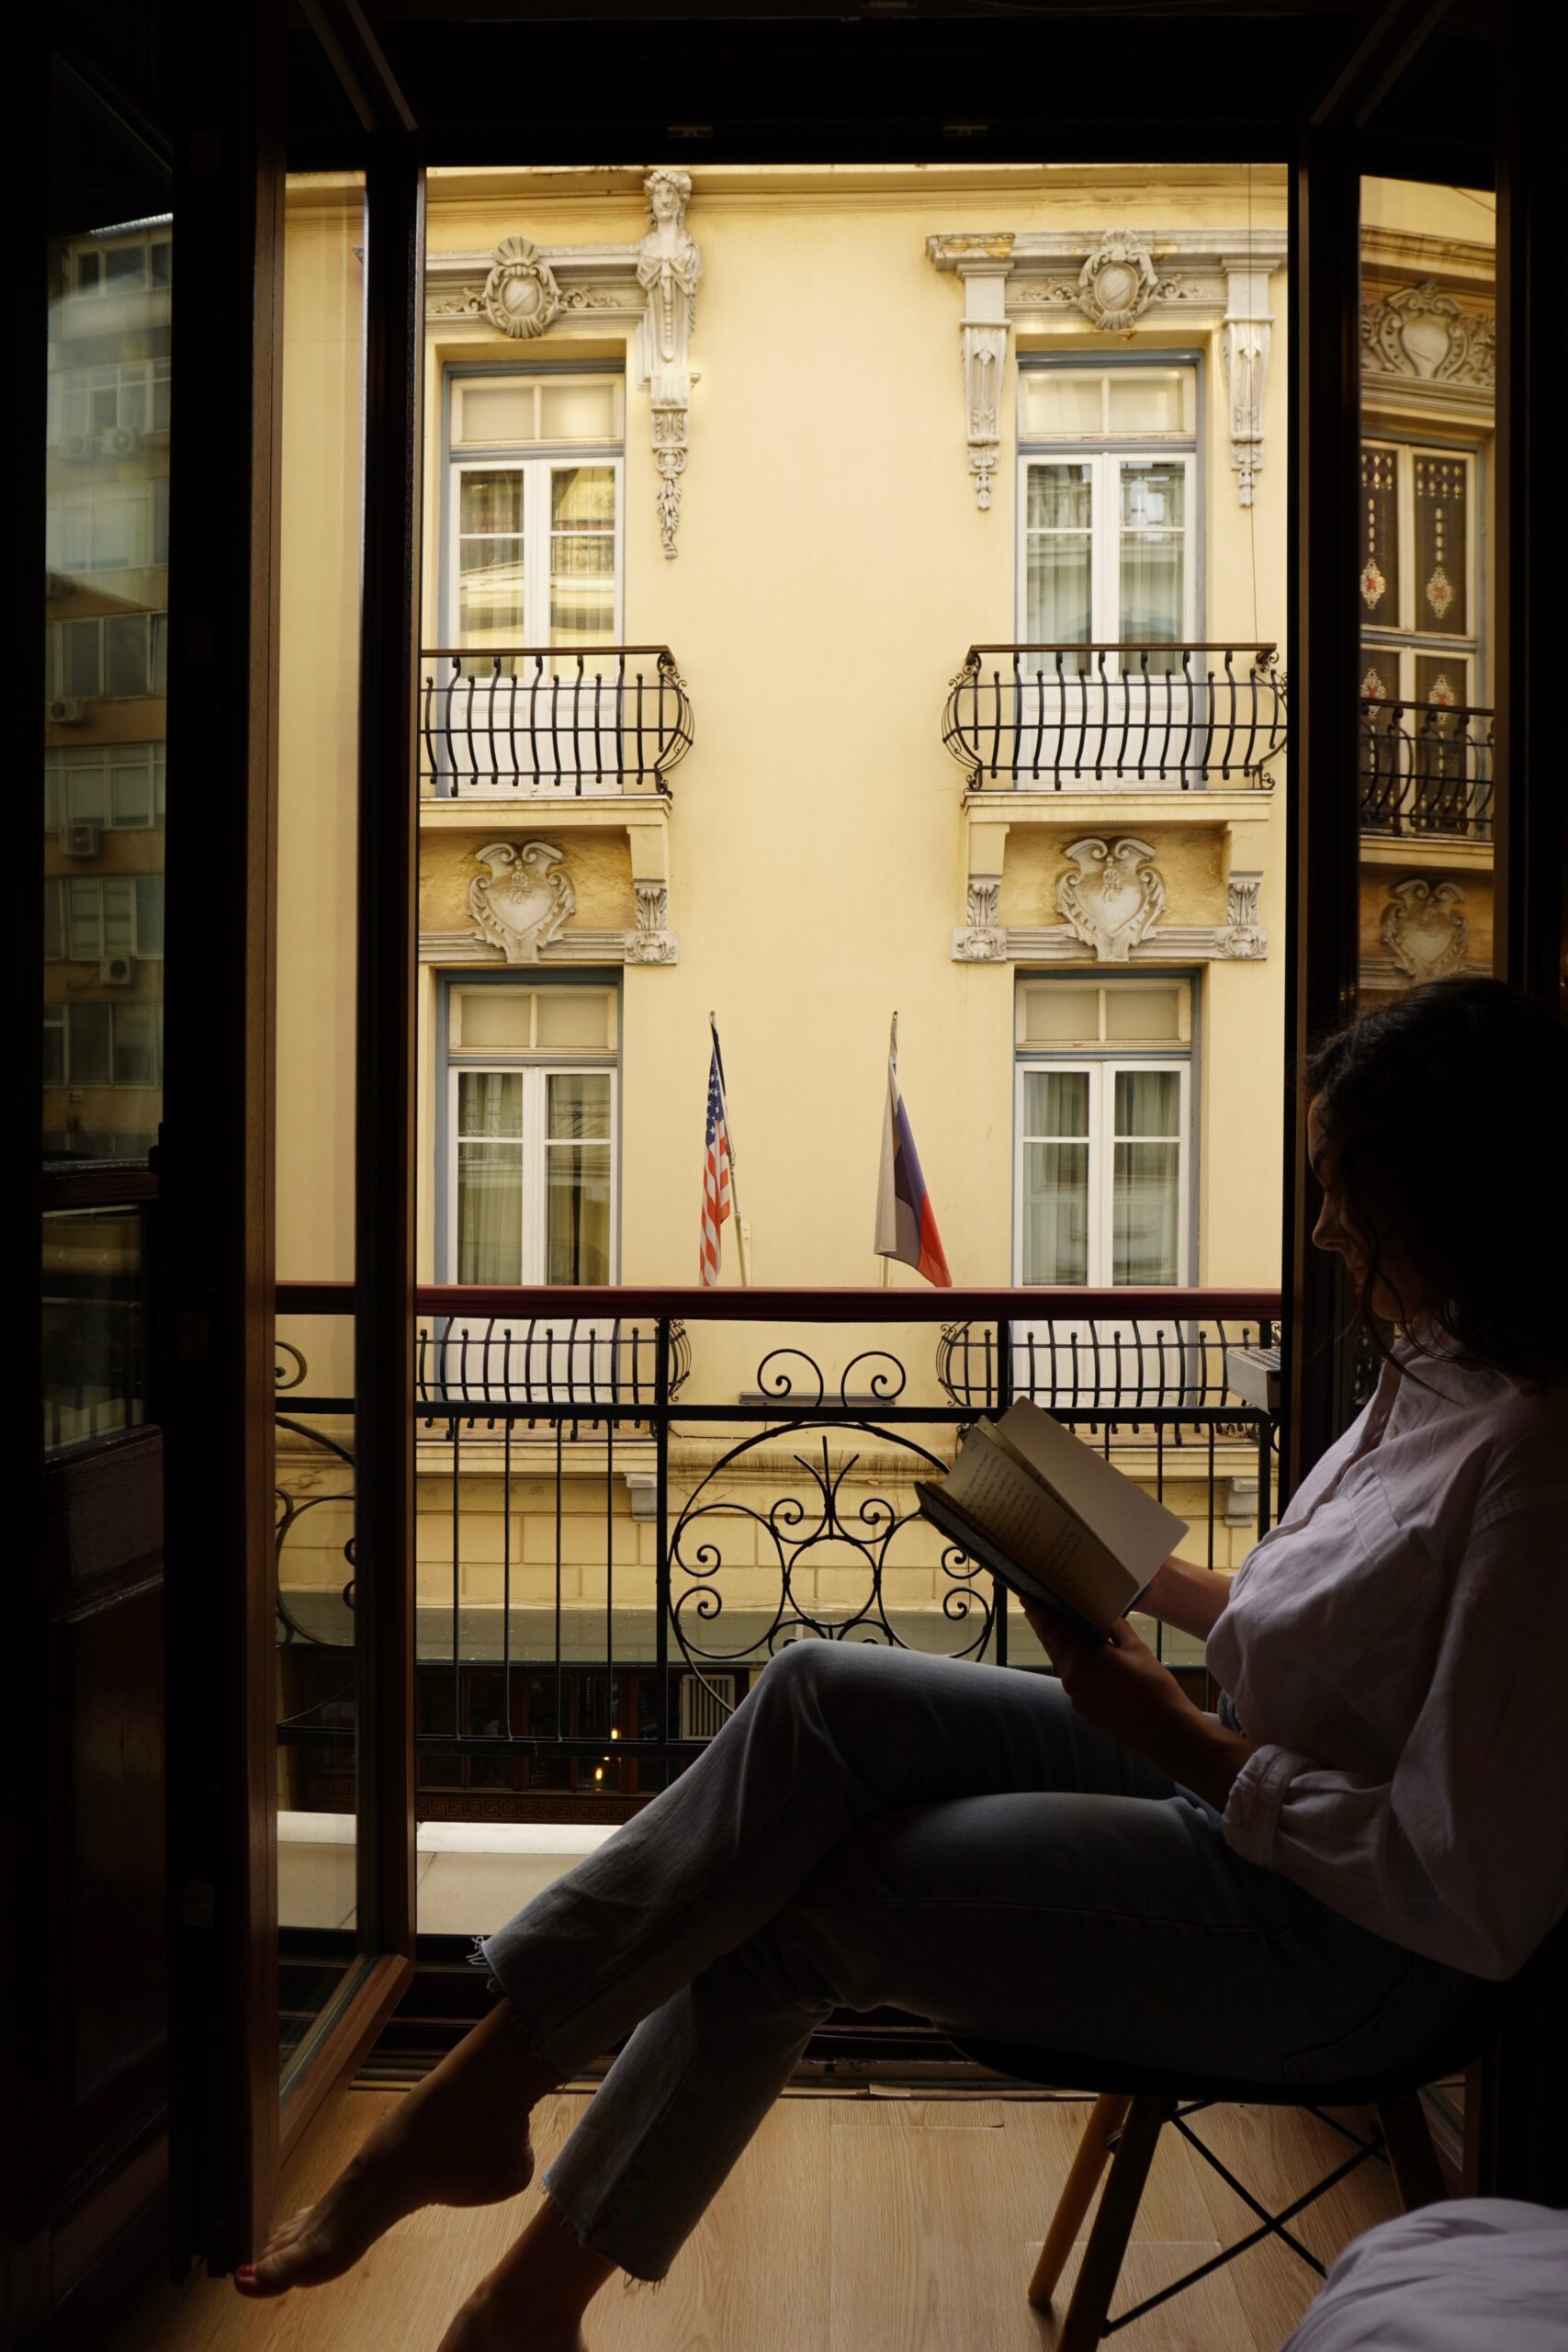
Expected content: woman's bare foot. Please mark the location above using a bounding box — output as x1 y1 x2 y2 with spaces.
434 2198 615 2352
236 1997 556 2298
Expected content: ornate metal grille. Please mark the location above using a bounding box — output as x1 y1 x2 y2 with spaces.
942 644 1286 790
419 645 694 797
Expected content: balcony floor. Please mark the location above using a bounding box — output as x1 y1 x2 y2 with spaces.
120 2078 1404 2351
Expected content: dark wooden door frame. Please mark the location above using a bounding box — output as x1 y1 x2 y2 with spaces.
163 0 427 2269
162 0 288 2275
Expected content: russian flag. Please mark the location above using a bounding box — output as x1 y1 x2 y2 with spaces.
874 1015 952 1288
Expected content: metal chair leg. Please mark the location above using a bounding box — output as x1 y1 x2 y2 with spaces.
1029 2094 1133 2309
1057 2097 1174 2352
1376 2093 1446 2211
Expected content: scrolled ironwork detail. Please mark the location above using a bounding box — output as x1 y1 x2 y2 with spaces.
275 1414 355 1652
668 1425 995 1718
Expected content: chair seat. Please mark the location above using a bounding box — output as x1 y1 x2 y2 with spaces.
953 1996 1492 2109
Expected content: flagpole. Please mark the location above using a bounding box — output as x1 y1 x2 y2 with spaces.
711 1012 751 1287
876 1011 897 1286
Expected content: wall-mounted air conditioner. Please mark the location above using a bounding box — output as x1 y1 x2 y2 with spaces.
106 424 141 458
99 955 133 986
62 820 102 857
50 698 88 725
64 432 95 461
679 1673 737 1742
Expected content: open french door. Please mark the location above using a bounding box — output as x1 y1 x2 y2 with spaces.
161 5 423 2276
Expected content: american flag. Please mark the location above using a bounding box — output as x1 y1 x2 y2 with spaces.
699 1025 733 1286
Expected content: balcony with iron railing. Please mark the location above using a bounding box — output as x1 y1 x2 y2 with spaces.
273 1283 1280 1836
419 645 694 799
943 643 1287 792
1359 695 1495 841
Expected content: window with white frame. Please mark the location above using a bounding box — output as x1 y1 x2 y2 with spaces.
43 1000 164 1087
440 983 620 1402
1359 439 1482 710
46 745 166 833
446 984 618 1286
50 357 172 450
45 612 167 704
446 373 625 662
67 227 173 300
1017 364 1198 666
44 876 164 964
1014 978 1192 1289
47 478 168 576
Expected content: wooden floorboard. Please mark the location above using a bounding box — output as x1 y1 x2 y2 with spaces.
116 2084 1403 2352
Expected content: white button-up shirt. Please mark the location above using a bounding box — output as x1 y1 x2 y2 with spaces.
1207 1345 1568 1979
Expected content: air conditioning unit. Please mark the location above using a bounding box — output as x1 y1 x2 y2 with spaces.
679 1673 737 1742
50 698 88 725
100 954 133 986
64 432 95 461
62 820 102 856
106 423 141 458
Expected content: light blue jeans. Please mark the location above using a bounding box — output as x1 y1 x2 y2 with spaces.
480 1641 1473 2280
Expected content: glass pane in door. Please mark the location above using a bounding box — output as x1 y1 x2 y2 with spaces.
456 1073 525 1283
1111 1069 1181 1284
1020 1068 1089 1284
549 465 616 662
545 1071 612 1284
1358 179 1495 1021
1118 460 1186 662
457 469 526 648
276 171 367 2081
1024 463 1093 643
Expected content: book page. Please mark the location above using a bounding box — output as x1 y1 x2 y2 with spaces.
944 1432 1089 1588
990 1401 1186 1583
942 1427 1140 1623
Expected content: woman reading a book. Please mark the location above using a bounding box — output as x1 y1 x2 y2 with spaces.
240 978 1568 2352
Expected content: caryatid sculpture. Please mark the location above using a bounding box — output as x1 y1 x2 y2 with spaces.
637 170 702 558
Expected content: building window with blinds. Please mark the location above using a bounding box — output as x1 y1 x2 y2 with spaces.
1016 362 1199 665
446 370 625 662
1014 978 1193 1289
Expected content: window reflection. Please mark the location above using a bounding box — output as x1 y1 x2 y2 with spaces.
45 215 170 1161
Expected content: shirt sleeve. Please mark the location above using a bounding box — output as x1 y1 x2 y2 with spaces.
1221 1498 1568 1979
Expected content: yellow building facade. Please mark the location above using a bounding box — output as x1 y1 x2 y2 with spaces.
267 164 1495 1809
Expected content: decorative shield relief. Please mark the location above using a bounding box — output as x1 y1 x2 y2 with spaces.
469 841 577 964
1380 877 1468 981
1076 228 1159 333
480 235 562 339
1055 837 1168 962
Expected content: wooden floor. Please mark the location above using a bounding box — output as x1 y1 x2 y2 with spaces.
122 2084 1403 2352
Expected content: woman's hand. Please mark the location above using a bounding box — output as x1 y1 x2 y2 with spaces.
1021 1596 1257 1808
1020 1600 1191 1751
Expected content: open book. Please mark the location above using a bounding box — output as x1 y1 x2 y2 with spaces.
915 1399 1187 1641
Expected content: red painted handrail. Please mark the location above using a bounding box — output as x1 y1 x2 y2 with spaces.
276 1281 1281 1325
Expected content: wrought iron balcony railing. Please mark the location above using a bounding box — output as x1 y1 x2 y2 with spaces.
1359 695 1494 840
943 643 1287 791
938 1311 1278 1419
275 1283 1280 1815
419 646 694 799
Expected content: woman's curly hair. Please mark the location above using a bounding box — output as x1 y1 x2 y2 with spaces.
1306 978 1568 1383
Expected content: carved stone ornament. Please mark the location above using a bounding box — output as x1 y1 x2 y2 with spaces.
1380 877 1469 982
928 228 1284 513
1076 229 1159 332
480 236 563 339
1055 837 1167 963
625 878 678 965
953 876 1007 961
468 841 577 964
1361 282 1495 390
1217 871 1268 960
961 322 1010 510
637 171 703 560
1221 286 1271 510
